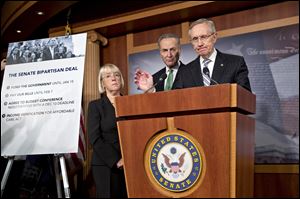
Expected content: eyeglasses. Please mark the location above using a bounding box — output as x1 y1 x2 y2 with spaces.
102 72 121 80
190 32 215 43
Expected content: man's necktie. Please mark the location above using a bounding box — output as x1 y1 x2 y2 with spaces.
165 69 174 90
202 59 211 86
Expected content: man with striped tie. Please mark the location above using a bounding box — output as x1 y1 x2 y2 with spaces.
173 18 251 92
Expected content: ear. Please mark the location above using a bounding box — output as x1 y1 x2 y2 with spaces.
213 32 218 42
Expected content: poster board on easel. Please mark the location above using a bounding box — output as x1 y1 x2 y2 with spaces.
1 33 87 198
1 33 87 156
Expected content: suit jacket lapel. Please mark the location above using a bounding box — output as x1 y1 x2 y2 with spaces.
190 57 204 86
154 69 166 91
156 78 164 91
212 51 225 85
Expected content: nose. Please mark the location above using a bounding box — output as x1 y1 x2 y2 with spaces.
196 38 204 45
167 50 172 57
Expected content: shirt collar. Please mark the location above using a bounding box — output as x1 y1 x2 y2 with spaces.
200 48 217 64
165 61 180 72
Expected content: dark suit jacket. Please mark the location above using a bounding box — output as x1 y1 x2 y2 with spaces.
87 95 121 168
153 62 186 92
173 50 251 91
88 95 127 198
7 55 20 65
42 46 58 61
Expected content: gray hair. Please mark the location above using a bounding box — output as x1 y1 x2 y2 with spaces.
188 18 216 36
157 33 180 48
98 63 124 94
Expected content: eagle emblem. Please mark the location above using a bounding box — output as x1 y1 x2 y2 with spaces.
148 133 203 192
162 152 186 174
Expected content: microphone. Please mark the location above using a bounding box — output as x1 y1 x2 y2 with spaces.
203 67 219 85
144 73 167 93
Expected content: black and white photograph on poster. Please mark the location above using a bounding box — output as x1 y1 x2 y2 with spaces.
1 33 87 156
6 35 79 64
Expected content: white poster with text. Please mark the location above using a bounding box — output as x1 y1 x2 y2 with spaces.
1 33 87 156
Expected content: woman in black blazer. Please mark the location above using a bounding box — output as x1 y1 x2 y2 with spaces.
88 63 127 198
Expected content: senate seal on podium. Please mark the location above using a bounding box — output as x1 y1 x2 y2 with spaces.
144 121 206 197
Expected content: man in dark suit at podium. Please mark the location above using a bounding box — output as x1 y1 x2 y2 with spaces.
173 18 251 92
135 18 251 92
134 33 185 92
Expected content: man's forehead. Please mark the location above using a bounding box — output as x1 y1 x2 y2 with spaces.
161 37 177 43
160 40 178 48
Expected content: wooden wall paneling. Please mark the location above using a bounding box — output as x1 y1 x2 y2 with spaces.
255 164 299 174
128 21 191 54
254 173 299 198
181 22 190 44
216 16 299 39
133 24 182 46
48 1 209 37
211 1 299 32
127 24 183 54
128 1 299 52
126 33 157 55
101 35 128 95
254 165 299 197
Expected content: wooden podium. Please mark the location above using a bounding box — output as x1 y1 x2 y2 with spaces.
115 83 255 198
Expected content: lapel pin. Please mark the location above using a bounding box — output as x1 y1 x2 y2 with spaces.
220 64 224 67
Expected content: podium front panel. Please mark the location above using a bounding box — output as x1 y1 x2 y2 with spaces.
116 84 255 197
117 112 242 198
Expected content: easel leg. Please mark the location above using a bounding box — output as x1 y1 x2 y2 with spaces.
59 155 71 198
53 155 62 198
1 157 14 197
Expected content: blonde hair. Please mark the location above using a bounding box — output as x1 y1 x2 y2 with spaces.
98 63 124 94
